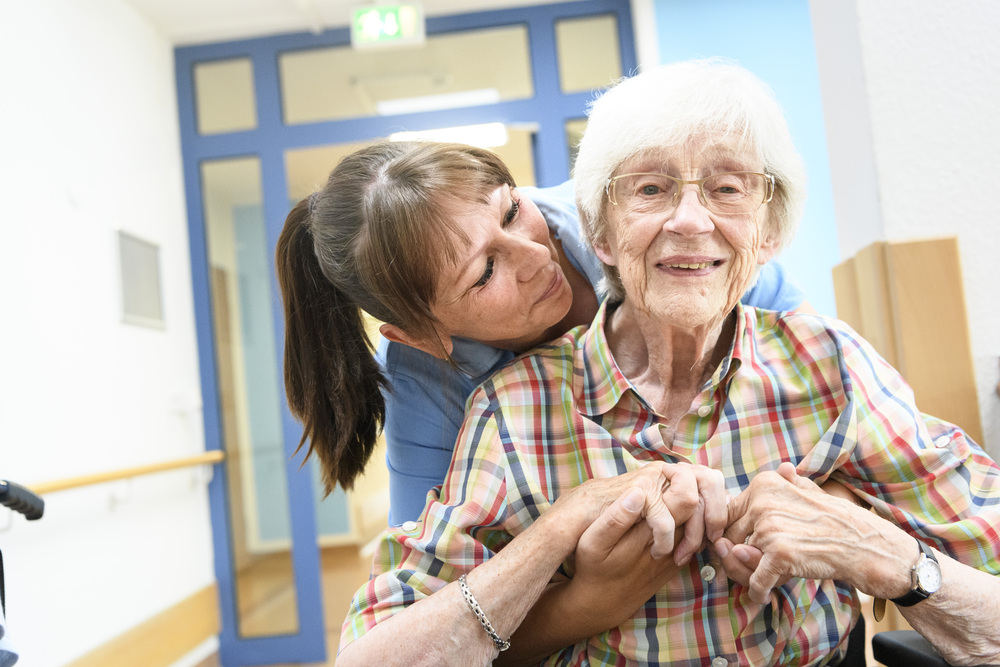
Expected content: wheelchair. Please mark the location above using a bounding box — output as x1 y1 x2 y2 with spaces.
1 480 44 667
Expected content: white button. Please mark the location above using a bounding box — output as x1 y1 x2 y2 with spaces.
712 657 729 667
401 521 418 531
700 565 717 581
934 436 951 449
697 405 712 417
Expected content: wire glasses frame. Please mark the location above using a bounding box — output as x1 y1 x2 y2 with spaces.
605 171 776 216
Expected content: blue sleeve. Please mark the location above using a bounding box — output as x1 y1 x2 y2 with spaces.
740 261 806 311
378 339 474 525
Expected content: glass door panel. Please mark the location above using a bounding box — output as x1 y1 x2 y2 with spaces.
193 58 258 135
279 25 533 124
555 14 623 93
201 156 300 638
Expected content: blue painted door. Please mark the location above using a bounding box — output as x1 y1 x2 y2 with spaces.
176 1 635 663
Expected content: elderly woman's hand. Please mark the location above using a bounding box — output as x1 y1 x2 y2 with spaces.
719 462 912 604
712 475 865 590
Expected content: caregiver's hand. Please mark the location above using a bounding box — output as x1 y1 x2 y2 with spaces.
568 463 726 626
555 461 727 563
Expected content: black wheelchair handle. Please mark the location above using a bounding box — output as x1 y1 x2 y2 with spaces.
0 479 44 520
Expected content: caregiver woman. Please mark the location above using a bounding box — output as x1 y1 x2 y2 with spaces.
275 141 808 523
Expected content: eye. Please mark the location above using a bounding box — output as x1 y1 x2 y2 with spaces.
503 196 520 227
707 173 750 198
631 175 676 199
470 193 517 290
473 258 495 288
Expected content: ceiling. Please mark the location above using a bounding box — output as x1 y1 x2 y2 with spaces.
125 0 579 46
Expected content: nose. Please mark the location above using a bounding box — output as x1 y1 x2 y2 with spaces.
664 186 714 236
508 231 551 282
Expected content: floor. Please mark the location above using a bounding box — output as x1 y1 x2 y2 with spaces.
198 545 373 667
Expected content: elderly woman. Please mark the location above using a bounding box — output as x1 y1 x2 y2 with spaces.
340 59 1000 666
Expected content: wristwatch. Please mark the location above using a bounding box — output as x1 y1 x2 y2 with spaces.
891 539 942 607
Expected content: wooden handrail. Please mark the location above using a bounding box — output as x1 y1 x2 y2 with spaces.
30 450 225 495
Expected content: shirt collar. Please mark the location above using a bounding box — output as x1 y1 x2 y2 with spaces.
574 300 748 418
449 336 514 381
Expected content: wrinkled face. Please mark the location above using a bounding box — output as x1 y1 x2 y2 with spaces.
594 143 779 331
431 184 574 351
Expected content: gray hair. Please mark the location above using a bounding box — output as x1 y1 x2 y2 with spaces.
574 59 807 301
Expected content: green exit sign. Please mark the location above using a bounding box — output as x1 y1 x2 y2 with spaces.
351 4 426 48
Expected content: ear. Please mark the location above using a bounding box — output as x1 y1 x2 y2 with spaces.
756 230 781 265
379 323 454 359
592 235 618 267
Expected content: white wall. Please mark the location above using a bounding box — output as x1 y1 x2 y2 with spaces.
811 0 1000 457
0 1 215 665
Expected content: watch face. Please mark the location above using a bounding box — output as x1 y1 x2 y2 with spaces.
916 556 943 594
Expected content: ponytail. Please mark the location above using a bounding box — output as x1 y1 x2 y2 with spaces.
275 199 387 494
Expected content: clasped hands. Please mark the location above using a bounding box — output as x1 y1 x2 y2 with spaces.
563 460 869 619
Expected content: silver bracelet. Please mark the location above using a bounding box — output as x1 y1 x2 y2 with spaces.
458 573 511 652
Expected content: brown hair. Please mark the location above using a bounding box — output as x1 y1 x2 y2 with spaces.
275 141 515 493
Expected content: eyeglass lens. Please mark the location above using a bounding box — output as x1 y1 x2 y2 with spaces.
611 172 770 215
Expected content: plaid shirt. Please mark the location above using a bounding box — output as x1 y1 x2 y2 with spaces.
343 302 1000 666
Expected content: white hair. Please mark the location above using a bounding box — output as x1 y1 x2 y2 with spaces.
573 59 807 300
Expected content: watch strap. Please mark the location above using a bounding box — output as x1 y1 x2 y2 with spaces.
891 540 936 607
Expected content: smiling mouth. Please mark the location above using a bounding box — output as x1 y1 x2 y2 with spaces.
537 267 564 302
662 260 722 270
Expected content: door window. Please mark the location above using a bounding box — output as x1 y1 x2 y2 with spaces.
279 25 533 124
194 58 257 135
555 14 622 92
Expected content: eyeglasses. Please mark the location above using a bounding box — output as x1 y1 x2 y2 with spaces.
605 171 775 216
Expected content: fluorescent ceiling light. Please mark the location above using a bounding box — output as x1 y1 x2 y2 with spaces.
390 122 509 148
376 88 501 115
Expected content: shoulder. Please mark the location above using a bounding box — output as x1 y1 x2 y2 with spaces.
467 329 582 413
379 337 446 387
742 307 879 366
380 336 498 389
741 261 806 311
378 338 472 430
744 307 906 399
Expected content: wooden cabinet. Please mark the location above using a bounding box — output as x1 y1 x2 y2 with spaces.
833 236 982 443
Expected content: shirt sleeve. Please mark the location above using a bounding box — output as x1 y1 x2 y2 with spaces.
340 389 513 650
825 322 1000 572
741 261 806 311
379 339 471 525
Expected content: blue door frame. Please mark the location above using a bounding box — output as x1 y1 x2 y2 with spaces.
176 1 635 663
